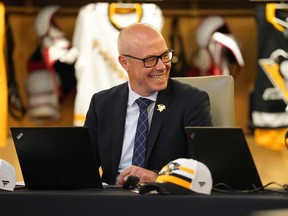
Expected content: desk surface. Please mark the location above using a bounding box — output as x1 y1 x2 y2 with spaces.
1 189 288 216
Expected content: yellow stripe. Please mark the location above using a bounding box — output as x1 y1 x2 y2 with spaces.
179 166 195 175
156 175 191 189
266 4 284 32
109 3 143 30
255 128 287 150
73 114 86 123
0 3 7 147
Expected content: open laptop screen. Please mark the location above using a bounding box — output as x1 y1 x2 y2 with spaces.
10 126 103 190
185 126 263 191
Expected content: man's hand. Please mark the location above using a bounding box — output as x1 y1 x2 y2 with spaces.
116 165 158 185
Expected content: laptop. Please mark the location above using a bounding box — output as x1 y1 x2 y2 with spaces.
10 126 103 190
185 126 263 191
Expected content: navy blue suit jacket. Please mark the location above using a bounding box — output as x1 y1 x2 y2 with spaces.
85 78 212 184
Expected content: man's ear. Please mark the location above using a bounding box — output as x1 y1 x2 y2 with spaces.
118 55 128 70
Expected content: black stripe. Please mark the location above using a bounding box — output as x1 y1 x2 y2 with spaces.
169 173 192 182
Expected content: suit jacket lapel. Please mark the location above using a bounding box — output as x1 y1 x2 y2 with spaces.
111 83 129 175
145 79 172 164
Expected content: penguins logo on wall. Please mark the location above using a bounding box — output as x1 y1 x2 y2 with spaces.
259 49 288 106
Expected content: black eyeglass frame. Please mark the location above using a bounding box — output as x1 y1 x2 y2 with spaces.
122 48 174 68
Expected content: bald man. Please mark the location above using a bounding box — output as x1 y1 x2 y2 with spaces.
84 23 212 185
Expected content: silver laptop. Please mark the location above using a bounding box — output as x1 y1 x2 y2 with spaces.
185 126 263 191
10 126 103 190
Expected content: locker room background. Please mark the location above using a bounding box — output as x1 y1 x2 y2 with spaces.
1 0 288 186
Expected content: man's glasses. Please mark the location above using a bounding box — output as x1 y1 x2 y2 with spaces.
123 49 174 68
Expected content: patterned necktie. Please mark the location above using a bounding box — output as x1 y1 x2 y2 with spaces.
132 97 153 167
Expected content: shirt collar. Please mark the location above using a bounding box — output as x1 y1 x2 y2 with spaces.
128 83 158 106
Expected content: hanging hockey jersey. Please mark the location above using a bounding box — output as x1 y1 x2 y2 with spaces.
72 3 164 126
0 3 7 147
251 4 288 150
